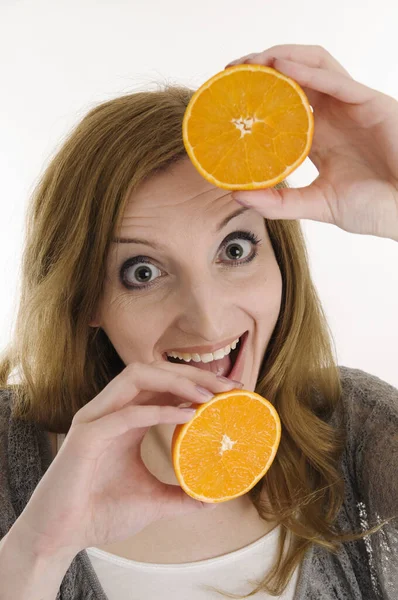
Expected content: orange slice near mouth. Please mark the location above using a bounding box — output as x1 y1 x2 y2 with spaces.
172 388 281 503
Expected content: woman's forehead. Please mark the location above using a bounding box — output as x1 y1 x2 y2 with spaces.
125 160 228 214
120 165 236 233
116 158 264 241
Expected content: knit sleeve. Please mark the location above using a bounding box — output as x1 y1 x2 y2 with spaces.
339 366 398 598
0 389 16 539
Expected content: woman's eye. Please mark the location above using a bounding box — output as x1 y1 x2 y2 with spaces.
217 229 262 265
120 230 262 290
121 261 162 288
220 238 253 262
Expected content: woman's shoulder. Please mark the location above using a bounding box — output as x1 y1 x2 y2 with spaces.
334 365 398 453
0 388 15 537
0 388 12 435
337 365 398 418
336 366 398 528
338 364 398 396
0 387 12 404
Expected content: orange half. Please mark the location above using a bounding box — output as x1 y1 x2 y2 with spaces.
182 64 314 190
171 389 281 503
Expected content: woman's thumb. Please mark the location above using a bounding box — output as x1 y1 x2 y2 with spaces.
232 181 332 224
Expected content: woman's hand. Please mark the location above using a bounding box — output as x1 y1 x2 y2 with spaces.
16 362 238 559
226 44 398 242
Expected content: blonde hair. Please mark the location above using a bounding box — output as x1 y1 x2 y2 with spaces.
0 84 395 597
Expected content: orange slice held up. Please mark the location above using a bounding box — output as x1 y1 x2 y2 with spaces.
182 64 314 190
172 389 281 503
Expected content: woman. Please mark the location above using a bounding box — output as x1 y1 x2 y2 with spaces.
0 44 397 599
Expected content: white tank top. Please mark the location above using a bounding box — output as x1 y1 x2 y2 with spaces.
56 433 300 599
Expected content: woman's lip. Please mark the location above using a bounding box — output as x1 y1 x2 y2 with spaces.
162 330 247 361
229 330 249 381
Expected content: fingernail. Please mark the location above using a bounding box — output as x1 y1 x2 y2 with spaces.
231 380 244 388
216 375 244 388
195 385 214 399
179 408 197 418
178 402 193 408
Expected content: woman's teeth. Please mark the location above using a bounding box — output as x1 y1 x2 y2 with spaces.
166 337 240 364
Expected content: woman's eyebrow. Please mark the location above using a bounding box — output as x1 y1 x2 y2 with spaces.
111 206 250 248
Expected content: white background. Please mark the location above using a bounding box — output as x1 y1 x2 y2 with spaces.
1 0 397 388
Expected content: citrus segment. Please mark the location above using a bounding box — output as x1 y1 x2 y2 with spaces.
182 64 314 189
171 389 281 503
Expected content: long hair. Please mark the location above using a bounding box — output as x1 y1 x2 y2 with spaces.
0 84 394 597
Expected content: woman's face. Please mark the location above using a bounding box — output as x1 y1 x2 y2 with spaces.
90 157 282 391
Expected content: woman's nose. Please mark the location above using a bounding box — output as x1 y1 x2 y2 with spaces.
173 280 233 340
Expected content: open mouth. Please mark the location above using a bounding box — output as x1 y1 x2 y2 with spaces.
229 336 243 370
165 330 248 378
228 330 248 379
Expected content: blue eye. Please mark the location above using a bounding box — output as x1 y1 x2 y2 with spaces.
120 230 262 291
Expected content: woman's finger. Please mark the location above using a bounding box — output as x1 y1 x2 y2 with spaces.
224 45 373 111
225 52 261 68
75 361 237 423
232 180 334 225
227 53 375 108
226 44 352 77
262 58 375 106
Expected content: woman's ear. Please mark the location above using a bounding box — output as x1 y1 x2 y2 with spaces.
89 314 101 328
89 300 103 327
